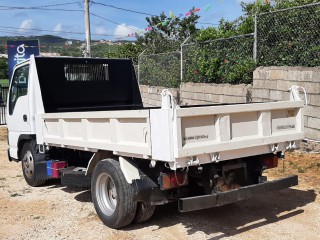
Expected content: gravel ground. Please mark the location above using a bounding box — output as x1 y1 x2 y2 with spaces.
0 126 319 240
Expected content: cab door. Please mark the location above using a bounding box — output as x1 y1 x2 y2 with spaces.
7 63 31 159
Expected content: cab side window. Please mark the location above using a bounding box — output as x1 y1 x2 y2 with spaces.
9 65 29 115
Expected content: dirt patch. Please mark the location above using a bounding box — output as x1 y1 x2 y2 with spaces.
265 151 320 195
1 126 319 239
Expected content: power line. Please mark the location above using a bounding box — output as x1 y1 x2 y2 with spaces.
198 22 220 26
0 2 83 12
0 25 119 37
32 2 81 8
0 1 81 9
91 12 138 31
0 29 23 35
91 1 156 16
0 2 219 39
0 7 82 12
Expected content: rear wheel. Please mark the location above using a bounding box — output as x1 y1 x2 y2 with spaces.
21 141 46 187
91 159 137 229
133 202 156 224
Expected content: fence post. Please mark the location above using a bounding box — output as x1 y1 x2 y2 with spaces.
137 49 146 84
253 14 257 63
180 37 190 83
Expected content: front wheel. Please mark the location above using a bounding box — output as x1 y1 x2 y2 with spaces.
21 141 46 187
91 159 137 229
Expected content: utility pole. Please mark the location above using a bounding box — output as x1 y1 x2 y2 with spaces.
84 0 91 57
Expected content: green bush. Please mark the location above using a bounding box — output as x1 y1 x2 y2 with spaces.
139 52 180 88
0 57 8 79
183 35 255 85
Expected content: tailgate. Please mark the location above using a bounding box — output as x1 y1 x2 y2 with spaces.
174 101 304 158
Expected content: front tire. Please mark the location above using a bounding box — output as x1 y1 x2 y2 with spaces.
91 159 137 229
21 141 46 187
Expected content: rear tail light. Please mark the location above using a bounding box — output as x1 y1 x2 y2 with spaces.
159 171 188 190
263 154 278 169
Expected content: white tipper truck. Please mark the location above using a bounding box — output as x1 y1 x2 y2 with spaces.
7 56 305 229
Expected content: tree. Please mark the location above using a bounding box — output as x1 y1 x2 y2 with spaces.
136 10 200 54
104 43 142 65
198 0 318 42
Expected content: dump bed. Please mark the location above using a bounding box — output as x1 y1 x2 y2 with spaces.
42 100 304 169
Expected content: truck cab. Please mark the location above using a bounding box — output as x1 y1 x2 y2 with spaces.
7 60 34 160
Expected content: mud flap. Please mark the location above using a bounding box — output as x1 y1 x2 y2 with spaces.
133 176 168 205
34 161 48 180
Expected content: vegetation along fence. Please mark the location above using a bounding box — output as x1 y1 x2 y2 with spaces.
182 34 254 86
257 2 320 67
139 51 181 88
0 85 8 125
138 2 320 88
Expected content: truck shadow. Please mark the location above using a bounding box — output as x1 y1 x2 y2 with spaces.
63 185 316 237
73 190 92 203
58 187 92 203
125 188 317 238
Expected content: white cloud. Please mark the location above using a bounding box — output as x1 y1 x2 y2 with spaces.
114 24 139 37
95 26 108 35
19 19 34 32
52 23 80 38
54 23 63 32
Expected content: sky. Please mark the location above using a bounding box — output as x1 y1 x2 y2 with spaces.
0 0 254 41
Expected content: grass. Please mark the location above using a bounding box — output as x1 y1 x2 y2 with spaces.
0 79 9 86
288 161 305 173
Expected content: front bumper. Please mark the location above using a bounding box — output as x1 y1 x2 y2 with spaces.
178 175 298 212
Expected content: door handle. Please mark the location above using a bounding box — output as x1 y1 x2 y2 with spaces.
23 115 27 122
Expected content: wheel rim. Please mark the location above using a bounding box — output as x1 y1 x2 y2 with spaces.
22 151 34 179
96 172 117 216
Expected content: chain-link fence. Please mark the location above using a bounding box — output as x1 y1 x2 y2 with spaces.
182 34 254 85
138 51 181 88
257 2 320 67
138 2 320 87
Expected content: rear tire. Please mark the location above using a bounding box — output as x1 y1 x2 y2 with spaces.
91 159 137 229
21 141 46 187
133 202 156 224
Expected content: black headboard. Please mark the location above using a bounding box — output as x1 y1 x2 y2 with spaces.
35 57 142 113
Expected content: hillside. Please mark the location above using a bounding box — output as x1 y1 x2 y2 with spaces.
0 35 121 57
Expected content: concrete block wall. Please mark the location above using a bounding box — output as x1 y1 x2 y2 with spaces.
252 66 320 139
140 66 320 139
139 85 179 107
179 83 252 105
140 83 252 107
